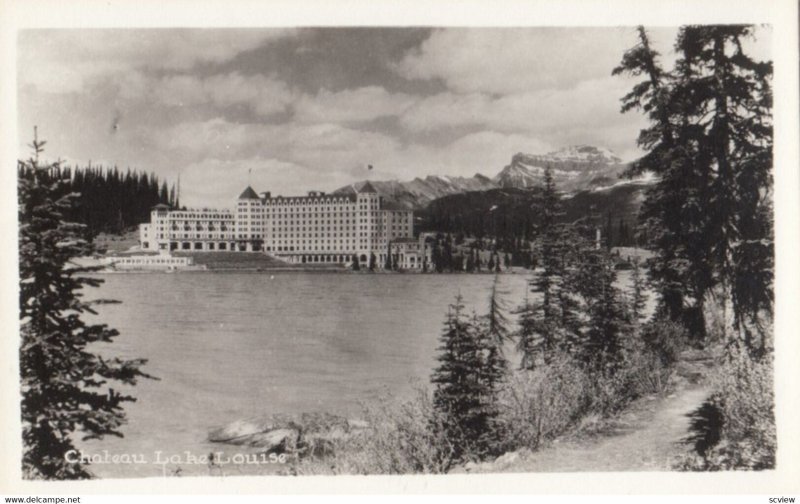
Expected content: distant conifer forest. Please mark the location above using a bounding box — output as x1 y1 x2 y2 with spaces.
17 162 177 236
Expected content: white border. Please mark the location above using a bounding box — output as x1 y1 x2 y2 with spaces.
0 0 797 495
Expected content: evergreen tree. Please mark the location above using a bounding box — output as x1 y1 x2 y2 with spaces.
351 254 360 271
369 252 377 272
516 165 578 362
604 212 613 250
431 296 503 462
630 258 648 325
679 26 773 352
615 25 773 353
443 239 454 272
450 254 459 272
514 292 540 370
485 275 512 349
159 182 169 206
18 136 152 479
618 218 629 247
472 313 506 452
571 247 630 371
432 243 443 273
15 162 173 235
614 26 697 328
384 244 392 270
466 251 475 272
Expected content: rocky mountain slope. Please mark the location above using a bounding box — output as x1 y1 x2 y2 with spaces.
336 174 497 209
493 145 627 193
335 145 632 209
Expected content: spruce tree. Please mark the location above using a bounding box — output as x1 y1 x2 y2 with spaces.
18 135 152 479
571 247 629 371
431 296 502 462
615 25 773 353
677 26 773 352
613 26 715 340
629 258 648 325
485 275 512 349
514 292 540 370
472 312 506 453
516 166 579 363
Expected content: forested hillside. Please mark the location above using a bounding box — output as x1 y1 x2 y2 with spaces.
17 163 176 236
417 180 649 248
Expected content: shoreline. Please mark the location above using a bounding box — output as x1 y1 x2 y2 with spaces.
92 267 521 275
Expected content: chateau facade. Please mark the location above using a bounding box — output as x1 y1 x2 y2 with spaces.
139 182 428 268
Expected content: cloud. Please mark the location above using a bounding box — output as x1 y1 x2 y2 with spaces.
396 26 772 97
160 117 558 199
180 157 355 208
18 29 294 94
395 27 640 95
399 77 646 158
293 86 415 123
153 72 295 116
26 26 773 206
160 118 401 171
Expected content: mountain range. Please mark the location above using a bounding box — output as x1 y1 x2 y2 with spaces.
335 145 634 209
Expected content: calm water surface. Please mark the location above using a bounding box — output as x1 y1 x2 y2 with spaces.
80 272 531 478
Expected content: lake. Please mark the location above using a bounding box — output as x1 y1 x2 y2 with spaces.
79 271 533 478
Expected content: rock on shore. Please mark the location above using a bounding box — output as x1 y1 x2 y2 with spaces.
208 412 367 457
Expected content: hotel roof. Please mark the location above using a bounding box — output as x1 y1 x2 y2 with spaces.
238 186 260 200
266 193 357 203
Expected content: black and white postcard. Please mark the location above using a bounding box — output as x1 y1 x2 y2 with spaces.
1 0 798 498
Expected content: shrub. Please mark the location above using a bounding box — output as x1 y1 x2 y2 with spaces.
622 343 674 398
640 318 687 368
497 354 594 450
497 345 673 446
291 388 457 475
677 342 775 471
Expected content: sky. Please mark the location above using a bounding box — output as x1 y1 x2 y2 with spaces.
17 27 771 209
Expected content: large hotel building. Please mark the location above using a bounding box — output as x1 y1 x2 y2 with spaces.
139 182 428 269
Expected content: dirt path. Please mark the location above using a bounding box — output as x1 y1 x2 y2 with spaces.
511 385 710 472
460 375 712 473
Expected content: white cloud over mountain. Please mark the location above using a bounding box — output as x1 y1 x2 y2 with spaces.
17 27 772 208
